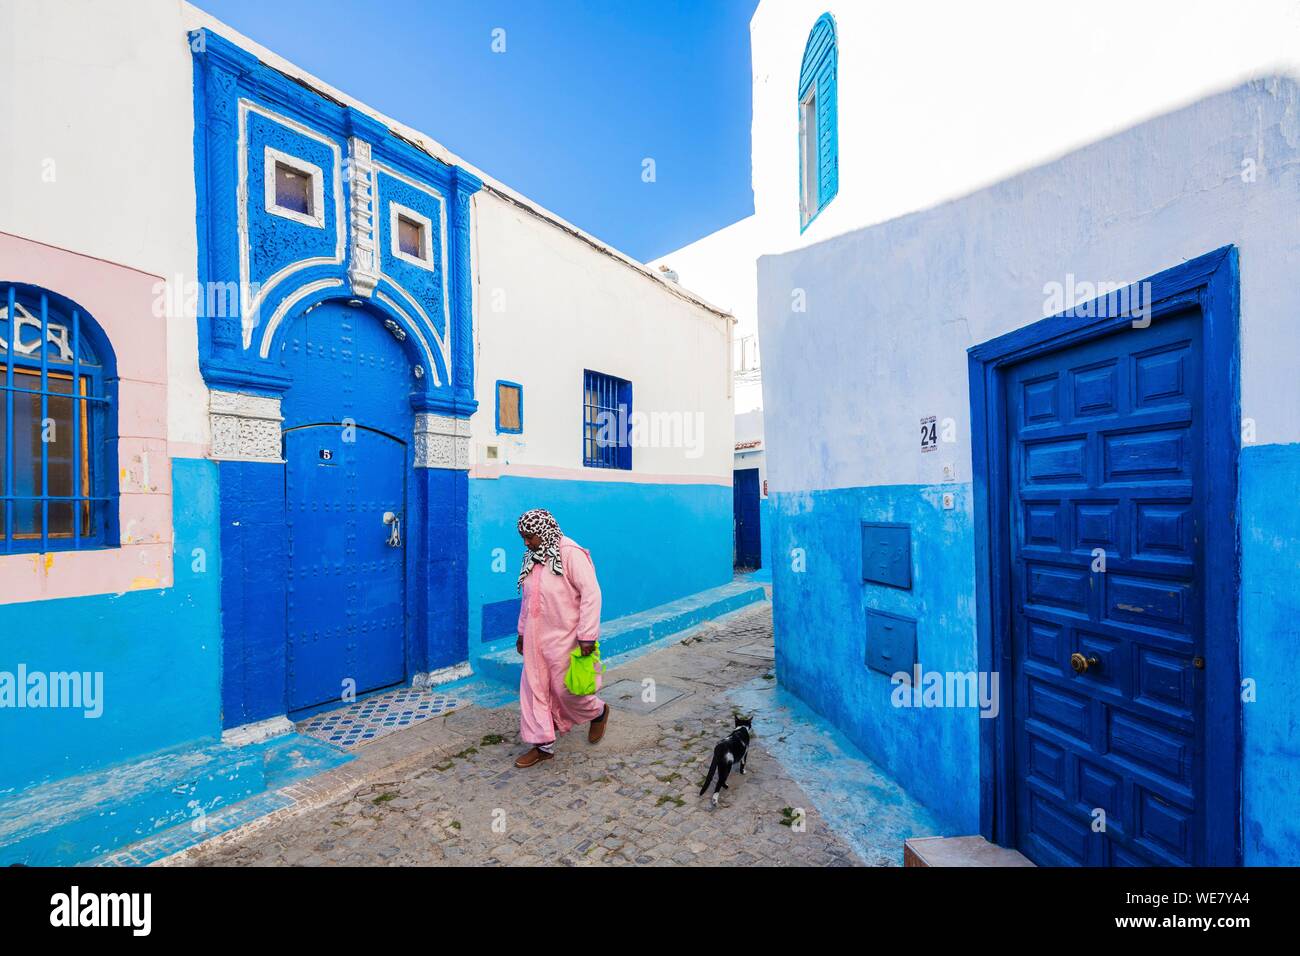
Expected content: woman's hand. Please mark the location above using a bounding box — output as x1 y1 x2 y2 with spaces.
516 634 524 655
578 641 595 657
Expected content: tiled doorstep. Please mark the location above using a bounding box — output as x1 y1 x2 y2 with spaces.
296 686 469 749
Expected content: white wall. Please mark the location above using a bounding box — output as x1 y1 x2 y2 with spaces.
734 408 766 491
0 0 206 451
758 77 1300 494
657 0 1300 418
751 0 1300 254
652 216 763 415
0 0 731 474
472 192 733 480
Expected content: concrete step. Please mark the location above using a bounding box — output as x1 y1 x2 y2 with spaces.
476 579 768 687
904 835 1036 867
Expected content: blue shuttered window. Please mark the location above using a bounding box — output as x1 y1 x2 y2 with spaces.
1 283 116 553
798 13 839 229
582 369 632 470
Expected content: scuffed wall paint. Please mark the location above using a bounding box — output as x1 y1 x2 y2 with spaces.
769 484 980 834
0 458 222 794
1240 442 1300 865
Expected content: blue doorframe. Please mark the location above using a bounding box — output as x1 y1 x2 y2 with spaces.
967 246 1241 865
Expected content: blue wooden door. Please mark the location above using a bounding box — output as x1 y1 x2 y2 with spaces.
733 467 762 569
285 425 407 711
1005 308 1206 866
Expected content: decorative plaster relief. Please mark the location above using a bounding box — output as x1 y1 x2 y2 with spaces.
414 412 471 470
209 389 285 463
347 136 380 298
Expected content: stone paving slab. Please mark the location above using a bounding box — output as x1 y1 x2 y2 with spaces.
599 678 689 714
172 603 882 867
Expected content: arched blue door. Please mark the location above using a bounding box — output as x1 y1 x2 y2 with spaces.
284 426 406 710
278 300 415 712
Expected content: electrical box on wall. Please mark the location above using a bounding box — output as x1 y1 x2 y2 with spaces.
865 609 917 675
861 522 912 589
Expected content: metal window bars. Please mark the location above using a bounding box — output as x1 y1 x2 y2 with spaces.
1 285 109 553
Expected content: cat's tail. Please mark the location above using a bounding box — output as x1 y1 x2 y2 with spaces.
699 752 719 796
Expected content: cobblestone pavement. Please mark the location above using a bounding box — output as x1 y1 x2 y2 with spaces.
178 603 863 866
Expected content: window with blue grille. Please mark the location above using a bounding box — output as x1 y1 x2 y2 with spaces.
799 13 839 229
582 370 632 470
1 284 117 553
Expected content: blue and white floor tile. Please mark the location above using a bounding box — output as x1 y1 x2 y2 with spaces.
296 687 467 749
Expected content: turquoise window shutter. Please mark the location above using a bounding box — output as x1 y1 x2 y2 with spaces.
798 14 839 224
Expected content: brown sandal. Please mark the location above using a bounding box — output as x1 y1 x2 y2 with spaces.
514 746 554 768
588 704 610 744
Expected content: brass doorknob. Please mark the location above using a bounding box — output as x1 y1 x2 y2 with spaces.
1070 652 1099 675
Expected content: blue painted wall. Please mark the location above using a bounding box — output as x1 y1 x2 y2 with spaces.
756 497 774 579
218 459 287 728
769 451 1300 861
0 458 223 794
1240 441 1300 865
768 483 980 835
468 476 732 650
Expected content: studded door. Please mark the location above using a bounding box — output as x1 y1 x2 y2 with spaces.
284 425 406 712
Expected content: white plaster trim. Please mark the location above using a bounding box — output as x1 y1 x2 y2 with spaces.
347 136 380 298
374 276 449 383
412 661 473 689
237 99 346 348
372 161 454 382
221 715 294 746
257 277 344 359
209 388 285 463
374 290 440 387
414 412 471 469
388 201 436 272
263 145 325 229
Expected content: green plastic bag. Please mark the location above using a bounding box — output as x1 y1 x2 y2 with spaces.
564 641 603 696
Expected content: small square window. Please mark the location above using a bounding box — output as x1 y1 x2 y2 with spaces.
275 162 313 216
262 146 325 229
389 202 436 271
397 215 423 259
496 381 523 434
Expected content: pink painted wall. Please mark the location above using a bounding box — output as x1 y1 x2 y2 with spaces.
0 231 175 604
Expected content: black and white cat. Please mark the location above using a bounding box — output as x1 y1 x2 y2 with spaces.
699 715 753 806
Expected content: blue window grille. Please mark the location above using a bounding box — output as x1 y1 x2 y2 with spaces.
1 283 117 553
582 369 632 470
798 13 839 229
496 379 523 434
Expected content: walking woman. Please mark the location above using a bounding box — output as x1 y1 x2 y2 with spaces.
513 509 610 768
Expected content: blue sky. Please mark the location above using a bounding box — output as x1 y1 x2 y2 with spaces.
198 0 757 262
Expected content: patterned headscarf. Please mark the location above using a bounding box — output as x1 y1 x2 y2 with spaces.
517 509 564 591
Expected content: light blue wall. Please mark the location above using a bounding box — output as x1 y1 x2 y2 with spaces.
468 475 732 651
1240 441 1300 865
0 458 223 794
768 483 980 835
